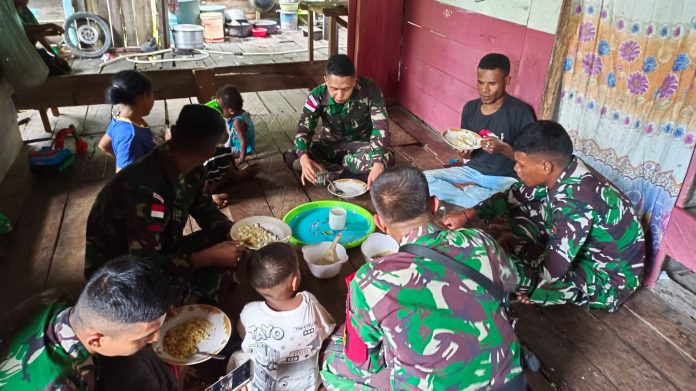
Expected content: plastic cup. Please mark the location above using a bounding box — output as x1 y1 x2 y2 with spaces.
328 208 347 230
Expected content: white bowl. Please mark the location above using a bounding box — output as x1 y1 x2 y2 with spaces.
360 233 399 263
230 216 292 250
153 304 231 365
301 241 349 279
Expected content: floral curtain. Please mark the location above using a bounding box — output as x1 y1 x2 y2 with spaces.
557 0 696 256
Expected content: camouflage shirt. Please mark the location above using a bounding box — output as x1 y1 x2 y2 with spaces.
294 76 390 164
85 142 233 299
0 304 94 390
476 157 645 308
347 223 522 390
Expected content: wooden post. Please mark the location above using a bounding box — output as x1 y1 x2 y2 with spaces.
193 69 217 104
328 16 337 56
308 9 314 62
156 0 170 48
39 109 52 133
538 0 572 120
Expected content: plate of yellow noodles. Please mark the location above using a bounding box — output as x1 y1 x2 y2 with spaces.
153 304 231 365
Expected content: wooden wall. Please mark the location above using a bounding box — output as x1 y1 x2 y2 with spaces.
349 0 404 105
397 0 559 132
79 0 166 48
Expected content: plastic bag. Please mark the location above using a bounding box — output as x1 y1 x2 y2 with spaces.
0 0 48 90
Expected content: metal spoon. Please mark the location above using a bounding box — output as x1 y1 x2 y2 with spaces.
328 180 345 195
192 348 226 360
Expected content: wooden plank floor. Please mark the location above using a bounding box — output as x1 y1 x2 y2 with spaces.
4 92 696 390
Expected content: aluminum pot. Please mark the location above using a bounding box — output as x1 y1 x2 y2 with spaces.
171 24 204 49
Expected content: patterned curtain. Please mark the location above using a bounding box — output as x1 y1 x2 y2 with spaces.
557 0 696 257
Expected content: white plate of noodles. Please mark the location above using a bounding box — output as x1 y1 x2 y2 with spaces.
230 216 292 250
153 304 231 365
442 128 482 150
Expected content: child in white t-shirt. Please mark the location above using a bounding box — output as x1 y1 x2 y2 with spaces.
238 243 336 391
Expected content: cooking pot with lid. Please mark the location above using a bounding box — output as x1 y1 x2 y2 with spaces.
171 24 204 49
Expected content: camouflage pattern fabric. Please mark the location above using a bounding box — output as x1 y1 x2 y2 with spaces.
85 142 233 303
475 158 645 311
321 223 523 391
307 140 394 174
0 304 94 390
294 77 392 172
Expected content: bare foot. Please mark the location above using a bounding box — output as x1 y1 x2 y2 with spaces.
212 193 230 208
453 182 476 190
516 292 532 305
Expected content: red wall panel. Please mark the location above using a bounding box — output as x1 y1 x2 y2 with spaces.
398 0 556 131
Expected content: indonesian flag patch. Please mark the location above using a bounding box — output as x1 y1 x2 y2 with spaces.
304 95 318 112
151 204 165 219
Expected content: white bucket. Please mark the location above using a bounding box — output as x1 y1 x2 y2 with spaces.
280 11 298 31
201 12 225 42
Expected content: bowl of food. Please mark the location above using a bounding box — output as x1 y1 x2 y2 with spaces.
327 179 368 199
442 128 482 150
153 304 231 365
230 216 292 250
360 233 399 263
301 241 349 279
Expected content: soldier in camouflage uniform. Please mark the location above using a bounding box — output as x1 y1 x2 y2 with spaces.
291 54 393 187
321 167 525 391
444 121 645 312
0 258 171 390
85 104 245 304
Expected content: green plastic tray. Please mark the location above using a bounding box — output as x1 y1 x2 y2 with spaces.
283 200 375 248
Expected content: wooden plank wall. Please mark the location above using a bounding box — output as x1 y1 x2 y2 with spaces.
83 0 162 48
398 0 557 132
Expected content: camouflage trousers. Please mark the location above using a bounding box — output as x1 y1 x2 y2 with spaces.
320 325 391 391
308 141 394 174
505 216 629 312
177 230 234 305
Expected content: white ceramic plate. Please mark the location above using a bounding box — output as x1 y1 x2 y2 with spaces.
442 128 482 150
153 304 231 365
230 216 292 250
328 179 368 199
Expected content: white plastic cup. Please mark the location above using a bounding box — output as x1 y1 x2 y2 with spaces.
329 208 347 230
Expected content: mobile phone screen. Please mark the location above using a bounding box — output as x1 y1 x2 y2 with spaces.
205 359 252 391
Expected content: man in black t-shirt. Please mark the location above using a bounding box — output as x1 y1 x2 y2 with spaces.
424 53 536 208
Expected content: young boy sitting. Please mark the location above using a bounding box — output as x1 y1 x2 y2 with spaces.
238 242 335 390
205 85 258 208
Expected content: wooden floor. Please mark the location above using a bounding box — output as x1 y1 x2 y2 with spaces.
3 90 696 390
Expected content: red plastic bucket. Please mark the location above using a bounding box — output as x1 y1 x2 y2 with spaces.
251 27 267 37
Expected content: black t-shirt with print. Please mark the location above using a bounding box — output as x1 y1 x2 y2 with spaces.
462 95 536 178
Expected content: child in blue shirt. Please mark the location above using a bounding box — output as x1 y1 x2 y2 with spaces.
207 85 256 163
98 70 155 171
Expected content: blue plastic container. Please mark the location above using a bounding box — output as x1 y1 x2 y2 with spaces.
176 0 200 25
168 12 178 43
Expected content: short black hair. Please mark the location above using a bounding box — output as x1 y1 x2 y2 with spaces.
478 53 511 76
513 120 574 165
247 242 298 290
106 70 152 105
73 257 170 333
215 85 244 112
171 104 227 148
326 54 356 77
370 166 430 224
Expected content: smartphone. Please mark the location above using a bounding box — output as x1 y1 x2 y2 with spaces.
205 359 253 391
